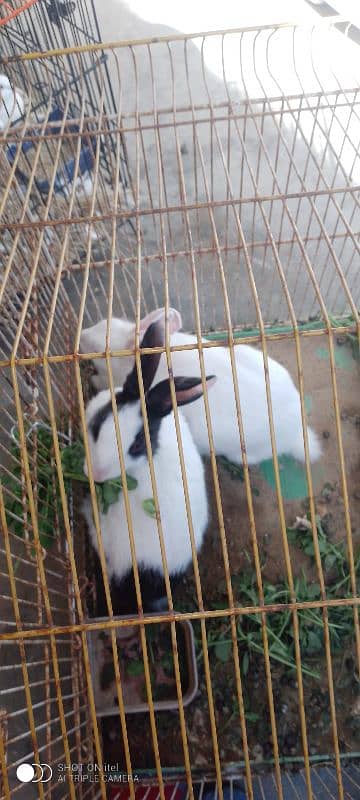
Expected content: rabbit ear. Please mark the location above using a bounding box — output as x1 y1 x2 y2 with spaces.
139 307 182 337
122 321 164 399
147 375 217 418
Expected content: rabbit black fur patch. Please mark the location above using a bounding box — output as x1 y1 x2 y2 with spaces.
128 416 162 457
88 390 125 442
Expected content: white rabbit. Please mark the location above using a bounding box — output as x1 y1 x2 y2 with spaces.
0 74 25 131
80 308 182 391
81 319 215 612
80 307 321 466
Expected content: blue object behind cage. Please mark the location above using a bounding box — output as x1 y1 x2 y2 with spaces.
6 106 96 196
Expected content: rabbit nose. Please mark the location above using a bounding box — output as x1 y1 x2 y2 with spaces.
93 470 106 483
84 460 106 483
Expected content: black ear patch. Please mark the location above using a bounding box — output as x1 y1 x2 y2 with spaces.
127 374 215 458
89 390 125 442
122 321 164 400
146 375 214 418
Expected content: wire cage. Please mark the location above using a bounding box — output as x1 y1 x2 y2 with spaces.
0 17 360 800
0 2 39 28
0 0 133 224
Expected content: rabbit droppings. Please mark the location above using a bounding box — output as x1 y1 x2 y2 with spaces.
81 320 215 613
80 308 321 466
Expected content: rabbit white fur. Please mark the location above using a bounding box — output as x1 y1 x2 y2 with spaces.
80 308 321 465
0 74 25 131
80 309 181 392
81 321 213 590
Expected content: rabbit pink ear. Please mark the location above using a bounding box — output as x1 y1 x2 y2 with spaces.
138 307 182 337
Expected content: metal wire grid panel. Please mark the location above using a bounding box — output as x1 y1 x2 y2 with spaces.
0 0 133 211
0 19 359 800
0 1 39 27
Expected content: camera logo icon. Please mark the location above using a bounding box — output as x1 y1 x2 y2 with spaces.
16 763 53 783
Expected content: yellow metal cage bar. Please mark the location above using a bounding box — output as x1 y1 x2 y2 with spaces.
0 19 360 800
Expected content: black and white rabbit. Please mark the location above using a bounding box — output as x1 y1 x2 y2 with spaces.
80 308 182 392
80 308 321 466
81 320 215 613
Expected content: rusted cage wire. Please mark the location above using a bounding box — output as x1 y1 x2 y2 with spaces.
0 0 133 219
0 17 360 800
0 1 39 28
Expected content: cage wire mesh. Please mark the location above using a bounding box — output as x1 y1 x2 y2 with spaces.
0 0 134 240
0 17 360 800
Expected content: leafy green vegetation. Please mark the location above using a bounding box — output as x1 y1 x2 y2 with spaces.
142 497 156 518
1 424 137 549
199 516 358 681
217 455 260 496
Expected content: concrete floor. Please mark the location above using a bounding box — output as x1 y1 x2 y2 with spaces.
84 0 360 330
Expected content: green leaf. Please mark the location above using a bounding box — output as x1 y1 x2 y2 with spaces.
127 660 144 677
95 481 121 515
324 553 337 572
304 583 320 600
142 498 156 518
303 540 315 556
126 474 138 491
39 530 55 550
2 430 139 548
218 456 244 481
215 640 232 662
245 711 260 723
61 440 85 474
286 528 298 544
305 630 323 654
95 475 138 514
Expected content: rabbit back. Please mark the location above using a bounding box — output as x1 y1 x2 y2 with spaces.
169 341 320 464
